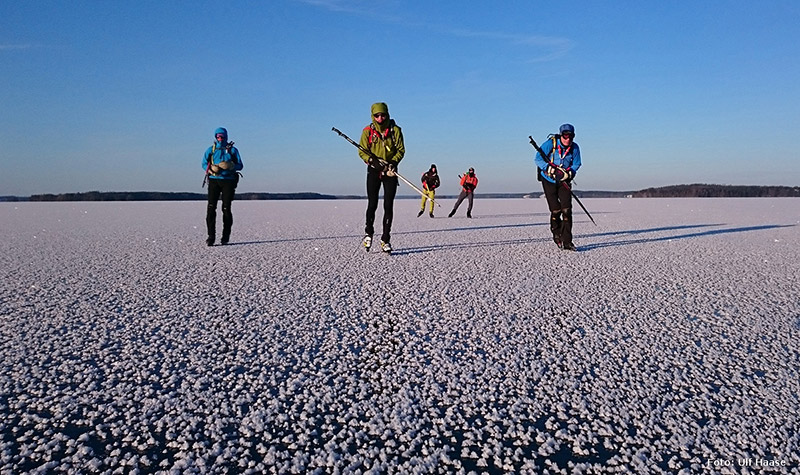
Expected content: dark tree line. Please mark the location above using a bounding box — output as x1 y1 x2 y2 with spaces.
25 192 348 202
632 184 800 198
6 185 798 202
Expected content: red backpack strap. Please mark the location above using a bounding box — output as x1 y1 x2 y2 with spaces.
365 123 393 145
364 124 377 145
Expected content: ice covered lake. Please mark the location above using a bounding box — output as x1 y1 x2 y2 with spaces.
1 198 799 474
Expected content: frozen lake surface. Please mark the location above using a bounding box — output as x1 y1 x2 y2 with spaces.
1 198 799 473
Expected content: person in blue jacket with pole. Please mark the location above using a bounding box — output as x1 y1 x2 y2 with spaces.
534 123 581 251
202 127 243 246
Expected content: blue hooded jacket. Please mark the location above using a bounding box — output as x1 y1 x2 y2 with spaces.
202 127 243 180
534 136 581 184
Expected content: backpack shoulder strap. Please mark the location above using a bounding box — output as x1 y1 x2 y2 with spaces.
364 124 374 145
226 142 238 163
365 123 394 145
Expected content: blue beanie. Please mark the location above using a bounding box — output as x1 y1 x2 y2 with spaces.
559 123 575 135
214 127 228 139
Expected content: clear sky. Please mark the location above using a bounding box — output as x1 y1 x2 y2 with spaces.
3 0 799 197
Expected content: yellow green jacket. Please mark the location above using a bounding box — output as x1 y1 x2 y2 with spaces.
358 102 405 167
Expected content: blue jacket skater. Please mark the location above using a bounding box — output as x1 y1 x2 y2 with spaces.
202 127 243 181
534 135 581 184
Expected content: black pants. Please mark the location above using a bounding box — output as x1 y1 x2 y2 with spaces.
206 178 236 239
452 190 474 214
542 179 573 245
365 171 398 243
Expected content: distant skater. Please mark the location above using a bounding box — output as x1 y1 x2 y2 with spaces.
534 123 582 251
358 102 405 253
448 168 478 218
418 164 440 218
202 127 243 246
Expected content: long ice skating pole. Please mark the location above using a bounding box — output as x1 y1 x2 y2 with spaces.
332 127 440 207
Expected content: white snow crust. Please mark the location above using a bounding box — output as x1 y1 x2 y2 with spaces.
1 198 799 474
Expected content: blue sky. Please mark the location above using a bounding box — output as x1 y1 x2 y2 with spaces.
2 0 799 196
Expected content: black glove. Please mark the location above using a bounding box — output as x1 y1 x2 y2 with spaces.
368 156 383 170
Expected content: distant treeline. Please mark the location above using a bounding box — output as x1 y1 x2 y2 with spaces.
24 191 356 202
631 184 800 198
3 184 797 202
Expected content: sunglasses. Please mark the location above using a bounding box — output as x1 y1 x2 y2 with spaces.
373 113 388 119
215 134 225 139
561 133 574 139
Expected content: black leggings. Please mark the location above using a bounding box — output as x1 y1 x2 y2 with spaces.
206 179 236 238
541 179 573 245
365 171 398 242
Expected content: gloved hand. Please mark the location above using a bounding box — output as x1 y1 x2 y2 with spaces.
546 165 568 181
217 160 234 170
368 156 383 170
210 164 221 174
384 163 397 177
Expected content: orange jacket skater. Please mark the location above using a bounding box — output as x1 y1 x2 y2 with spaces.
448 167 478 218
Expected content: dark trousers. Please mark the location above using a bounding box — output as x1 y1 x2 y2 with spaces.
206 178 236 239
452 190 474 214
365 171 398 243
542 180 573 245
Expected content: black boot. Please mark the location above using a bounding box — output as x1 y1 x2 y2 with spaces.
206 235 215 246
417 209 424 217
549 210 563 248
448 210 455 217
560 208 573 251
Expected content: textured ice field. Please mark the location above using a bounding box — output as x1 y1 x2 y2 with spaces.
1 198 799 474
